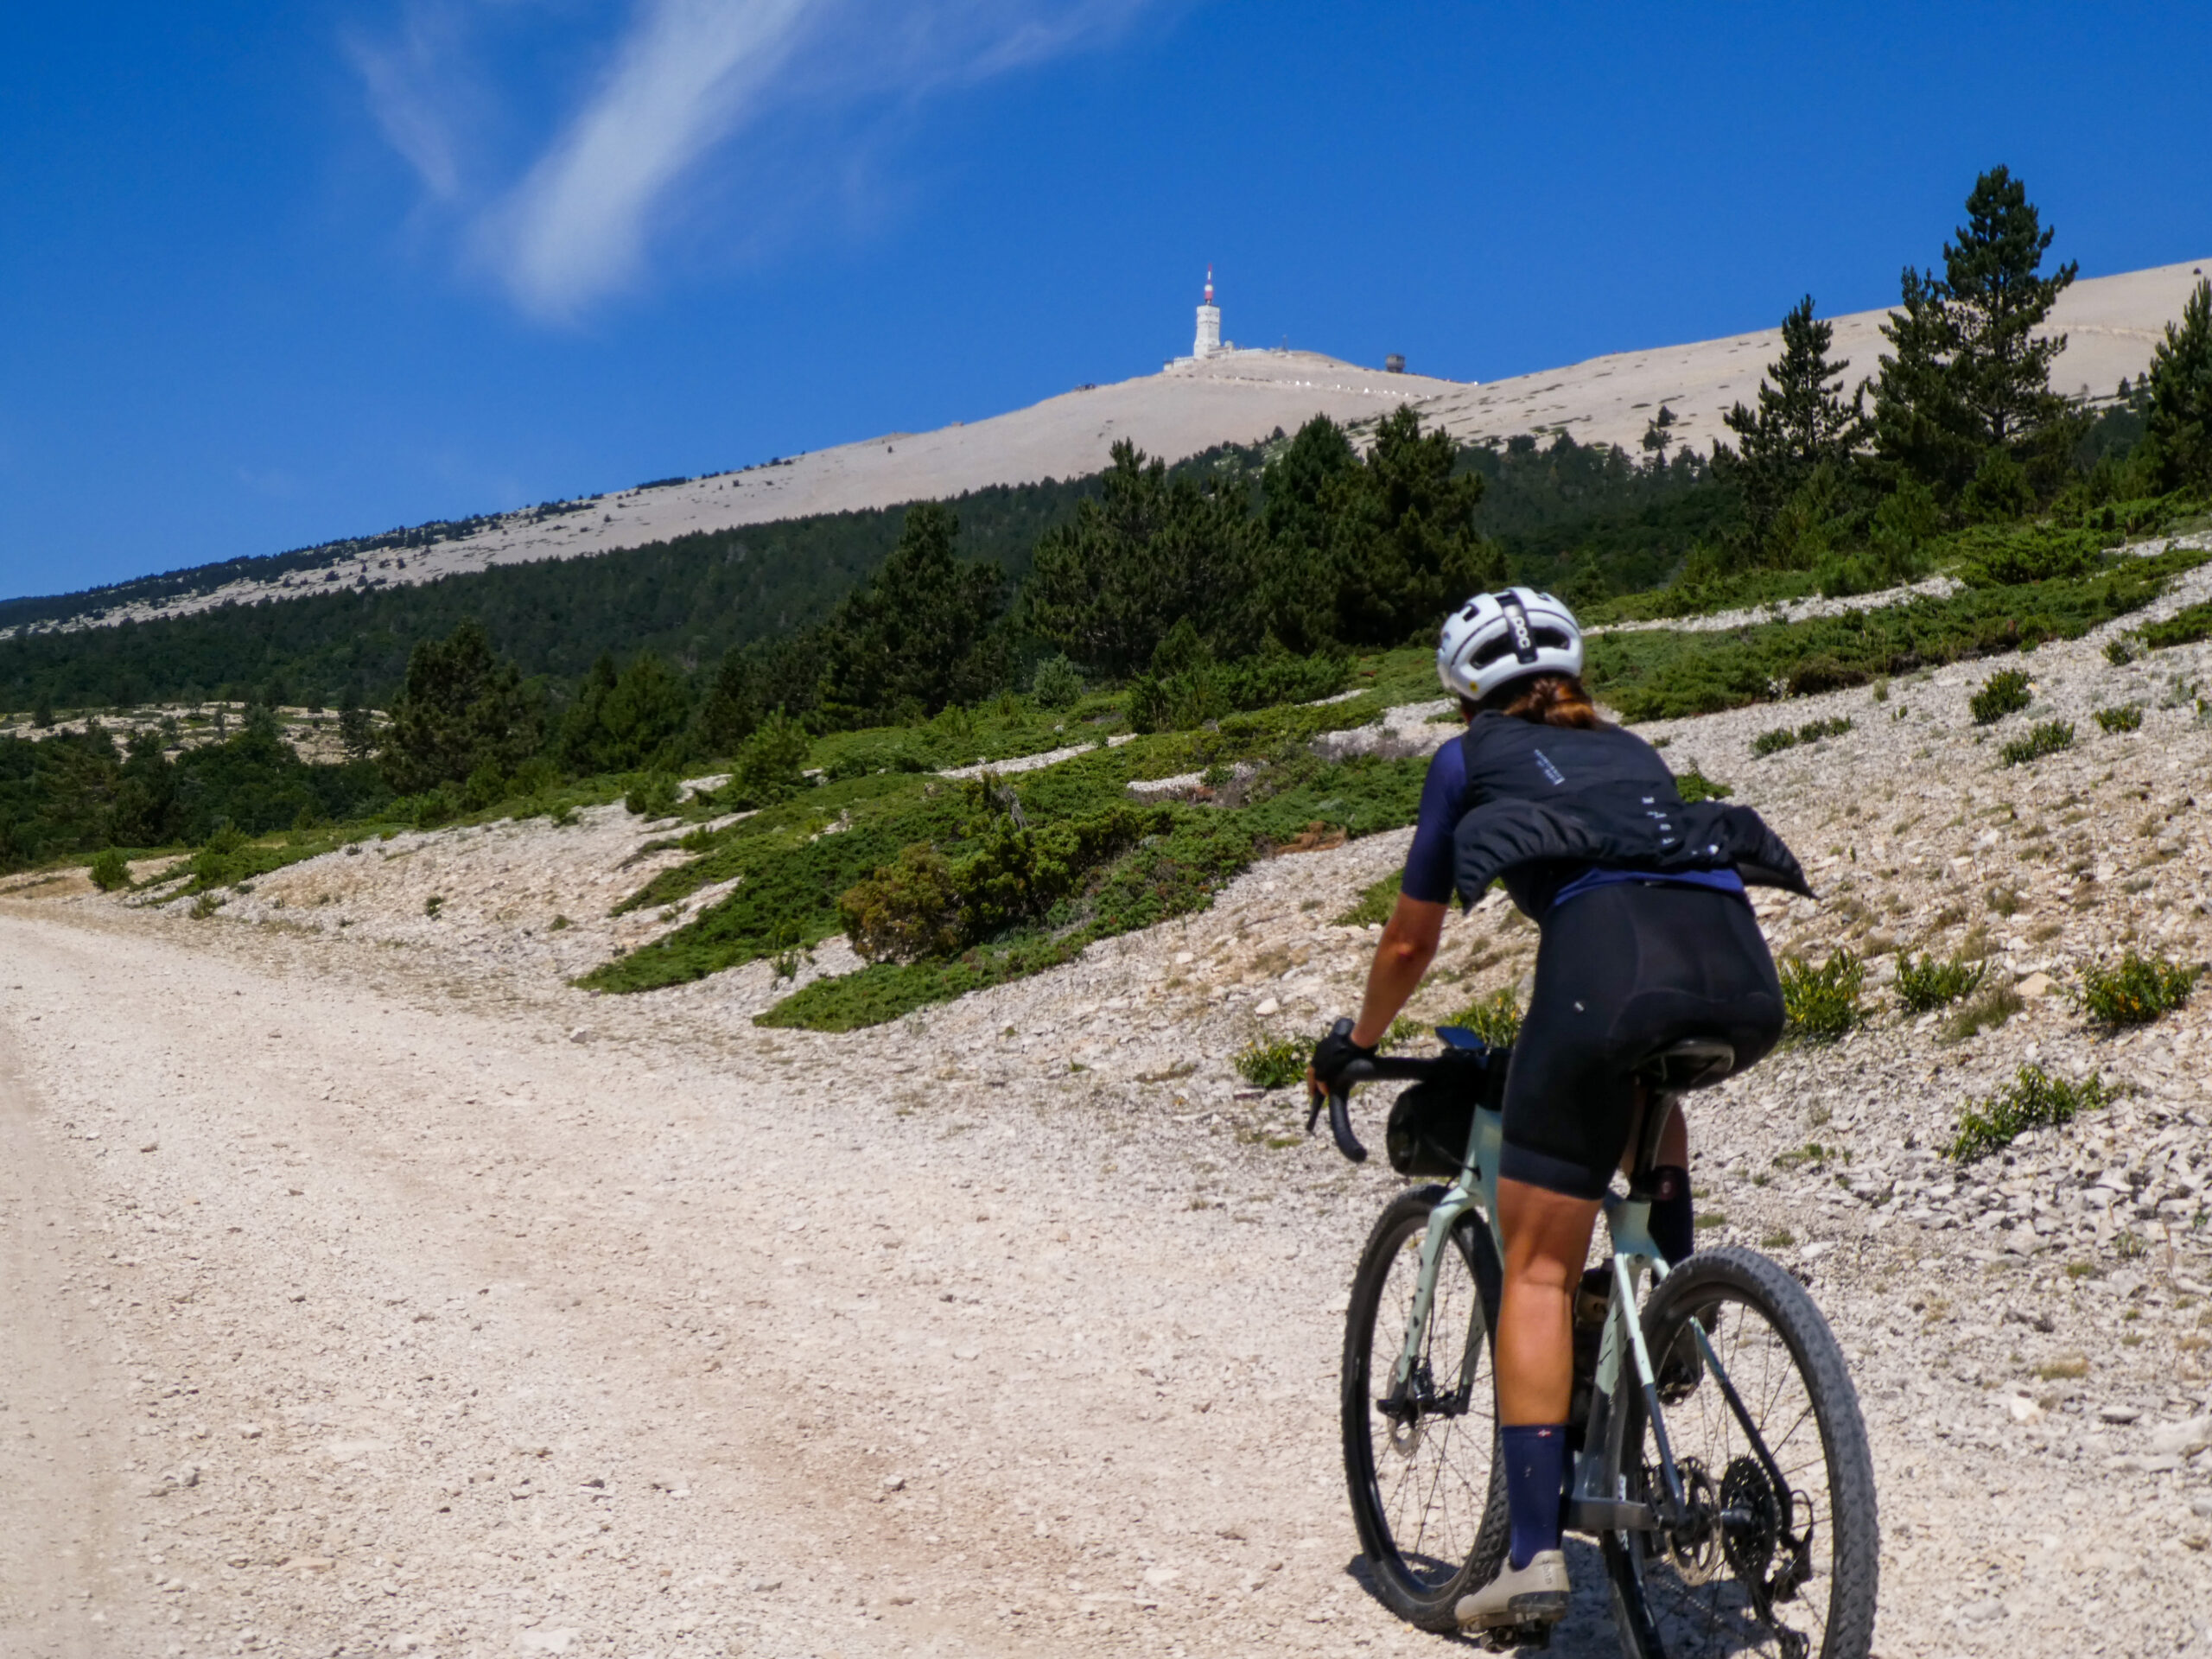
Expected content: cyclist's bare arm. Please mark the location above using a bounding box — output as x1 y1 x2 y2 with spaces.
1350 893 1447 1045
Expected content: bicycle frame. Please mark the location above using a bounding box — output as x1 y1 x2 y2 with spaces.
1389 1099 1762 1542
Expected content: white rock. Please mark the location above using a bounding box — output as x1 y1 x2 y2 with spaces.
1253 998 1280 1016
2149 1415 2212 1457
2007 1395 2045 1424
568 1027 592 1044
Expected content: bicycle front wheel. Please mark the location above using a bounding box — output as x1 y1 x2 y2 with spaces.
1610 1246 1878 1659
1340 1185 1509 1631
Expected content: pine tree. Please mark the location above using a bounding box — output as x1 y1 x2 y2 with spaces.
1942 166 2078 450
1715 296 1871 537
2143 277 2212 491
814 502 1006 725
1639 405 1677 468
1872 167 2077 499
1260 408 1497 650
336 688 377 763
379 620 543 795
1026 442 1258 677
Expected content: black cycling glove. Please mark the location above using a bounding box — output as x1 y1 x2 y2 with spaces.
1310 1020 1377 1088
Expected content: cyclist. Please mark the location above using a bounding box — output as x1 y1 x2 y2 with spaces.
1308 587 1809 1632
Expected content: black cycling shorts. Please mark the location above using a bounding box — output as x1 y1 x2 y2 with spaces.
1499 881 1784 1200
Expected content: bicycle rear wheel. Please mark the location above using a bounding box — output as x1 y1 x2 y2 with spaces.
1340 1185 1509 1631
1609 1246 1878 1659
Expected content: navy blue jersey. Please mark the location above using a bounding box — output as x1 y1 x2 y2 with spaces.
1401 716 1745 916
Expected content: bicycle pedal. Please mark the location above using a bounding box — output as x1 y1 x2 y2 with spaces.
1479 1623 1554 1652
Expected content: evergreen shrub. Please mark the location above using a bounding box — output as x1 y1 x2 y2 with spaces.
1969 670 2032 724
1235 1036 1311 1090
1950 1065 2111 1162
1030 654 1084 710
2094 703 2143 734
88 848 129 891
1780 950 1863 1041
1893 951 1986 1013
1999 721 2074 766
1444 987 1522 1048
2076 950 2198 1027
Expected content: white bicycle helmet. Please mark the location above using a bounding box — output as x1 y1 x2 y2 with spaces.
1436 587 1585 702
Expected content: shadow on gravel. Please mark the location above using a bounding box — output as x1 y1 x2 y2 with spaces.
1338 1537 1616 1650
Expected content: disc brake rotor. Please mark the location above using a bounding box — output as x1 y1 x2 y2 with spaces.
1660 1458 1726 1584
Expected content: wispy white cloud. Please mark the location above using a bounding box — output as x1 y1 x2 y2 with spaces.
354 0 1154 321
348 3 471 201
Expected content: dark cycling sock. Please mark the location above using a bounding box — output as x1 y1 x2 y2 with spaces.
1649 1164 1694 1265
1500 1423 1567 1569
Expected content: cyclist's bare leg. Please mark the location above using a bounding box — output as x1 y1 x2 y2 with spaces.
1462 1177 1600 1622
1495 1178 1602 1424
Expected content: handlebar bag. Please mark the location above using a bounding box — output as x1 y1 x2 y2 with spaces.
1385 1080 1481 1179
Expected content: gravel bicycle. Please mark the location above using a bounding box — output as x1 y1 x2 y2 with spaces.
1309 1021 1878 1656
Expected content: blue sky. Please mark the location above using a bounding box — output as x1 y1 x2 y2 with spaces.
3 2 2209 601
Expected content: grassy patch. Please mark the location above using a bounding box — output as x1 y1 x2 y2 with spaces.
1335 870 1402 927
1673 766 1732 802
1969 669 2033 725
1942 984 2024 1043
2076 949 2199 1027
2094 702 2144 734
1234 1035 1312 1090
1893 951 1987 1014
1949 1064 2113 1162
1780 950 1863 1042
1443 986 1522 1047
1999 721 2074 766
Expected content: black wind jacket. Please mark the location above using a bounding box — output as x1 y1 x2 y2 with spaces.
1448 712 1813 918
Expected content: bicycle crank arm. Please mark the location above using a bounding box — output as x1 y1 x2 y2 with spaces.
1564 1496 1654 1534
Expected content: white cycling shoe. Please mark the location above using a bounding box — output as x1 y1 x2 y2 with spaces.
1455 1549 1571 1630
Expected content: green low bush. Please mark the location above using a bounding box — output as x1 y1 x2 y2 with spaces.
1949 1064 2113 1162
1999 721 2075 766
1030 653 1084 709
1969 669 2032 724
1335 871 1401 927
87 848 130 891
624 772 682 817
1893 951 1986 1013
2139 600 2212 650
2076 950 2199 1027
1235 1035 1312 1090
1672 766 1732 802
1780 950 1863 1041
2094 703 2144 734
1752 715 1853 757
1949 524 2107 587
1584 546 2206 722
1444 986 1522 1047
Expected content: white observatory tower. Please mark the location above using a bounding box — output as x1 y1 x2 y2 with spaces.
1192 265 1222 360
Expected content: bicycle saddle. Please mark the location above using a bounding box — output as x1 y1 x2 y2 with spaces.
1634 1037 1736 1093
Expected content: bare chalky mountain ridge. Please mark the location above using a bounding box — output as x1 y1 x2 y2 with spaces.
10 257 2207 642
